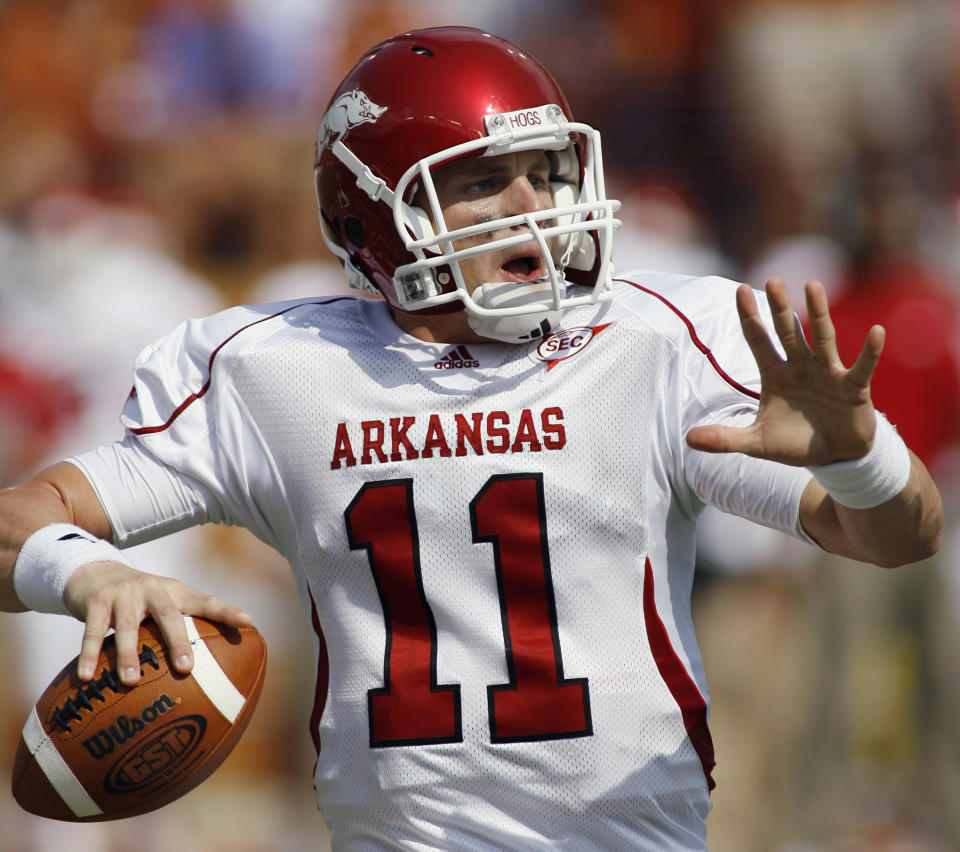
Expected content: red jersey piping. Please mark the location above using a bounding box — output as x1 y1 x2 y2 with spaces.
129 299 350 435
643 557 716 791
617 278 761 401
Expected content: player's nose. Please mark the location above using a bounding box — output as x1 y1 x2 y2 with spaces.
503 175 548 219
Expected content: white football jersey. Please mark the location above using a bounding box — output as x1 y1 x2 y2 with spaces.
73 270 813 850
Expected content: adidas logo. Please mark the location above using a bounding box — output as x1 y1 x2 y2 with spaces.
434 345 480 370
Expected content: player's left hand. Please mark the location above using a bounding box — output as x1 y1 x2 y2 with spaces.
685 277 883 467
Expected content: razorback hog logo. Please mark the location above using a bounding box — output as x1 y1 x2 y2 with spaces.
319 89 387 148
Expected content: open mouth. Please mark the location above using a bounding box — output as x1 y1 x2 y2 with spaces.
500 252 546 283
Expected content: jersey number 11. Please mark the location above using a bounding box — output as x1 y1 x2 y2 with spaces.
345 473 593 747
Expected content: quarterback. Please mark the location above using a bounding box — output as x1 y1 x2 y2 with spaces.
0 27 942 850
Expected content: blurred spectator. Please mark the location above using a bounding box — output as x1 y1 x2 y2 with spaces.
248 258 366 304
665 5 960 849
612 181 736 279
745 233 851 321
720 0 956 262
0 224 83 484
827 259 960 473
0 353 79 485
509 0 752 265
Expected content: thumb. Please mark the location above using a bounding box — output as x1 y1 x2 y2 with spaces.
686 423 757 455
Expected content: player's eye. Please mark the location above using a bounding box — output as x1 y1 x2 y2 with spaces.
469 178 496 193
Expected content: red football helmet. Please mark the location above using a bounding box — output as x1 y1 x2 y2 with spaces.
314 26 620 342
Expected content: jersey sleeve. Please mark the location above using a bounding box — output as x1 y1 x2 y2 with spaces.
685 412 814 541
69 436 225 548
72 305 288 552
644 274 814 541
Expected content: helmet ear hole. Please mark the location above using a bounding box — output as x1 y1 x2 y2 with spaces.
345 216 366 248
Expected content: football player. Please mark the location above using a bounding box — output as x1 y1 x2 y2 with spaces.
0 26 942 850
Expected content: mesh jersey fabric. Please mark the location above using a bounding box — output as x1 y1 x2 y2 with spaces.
72 270 813 850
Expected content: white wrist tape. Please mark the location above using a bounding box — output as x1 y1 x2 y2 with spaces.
13 523 133 616
808 412 911 509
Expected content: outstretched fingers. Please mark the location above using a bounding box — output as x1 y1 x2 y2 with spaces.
690 276 886 467
735 283 783 372
763 277 809 360
848 324 885 390
803 280 842 367
686 421 761 457
805 278 884 388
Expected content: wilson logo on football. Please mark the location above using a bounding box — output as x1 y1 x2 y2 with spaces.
81 695 176 760
434 345 479 369
535 324 611 370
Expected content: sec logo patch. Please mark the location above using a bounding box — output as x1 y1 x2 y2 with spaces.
533 324 611 371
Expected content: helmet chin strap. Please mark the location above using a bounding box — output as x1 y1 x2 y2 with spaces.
466 279 564 343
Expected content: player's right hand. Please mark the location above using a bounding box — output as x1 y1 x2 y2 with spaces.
63 561 252 687
685 278 881 467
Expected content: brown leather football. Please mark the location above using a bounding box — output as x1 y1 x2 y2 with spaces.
11 616 266 821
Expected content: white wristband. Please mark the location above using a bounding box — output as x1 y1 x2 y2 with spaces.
13 523 133 615
808 412 911 509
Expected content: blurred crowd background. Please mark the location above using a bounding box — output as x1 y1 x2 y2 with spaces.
1 0 959 850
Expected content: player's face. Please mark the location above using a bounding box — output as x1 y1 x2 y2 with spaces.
426 150 556 296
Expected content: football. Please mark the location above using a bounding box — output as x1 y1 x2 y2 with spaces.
11 616 266 821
